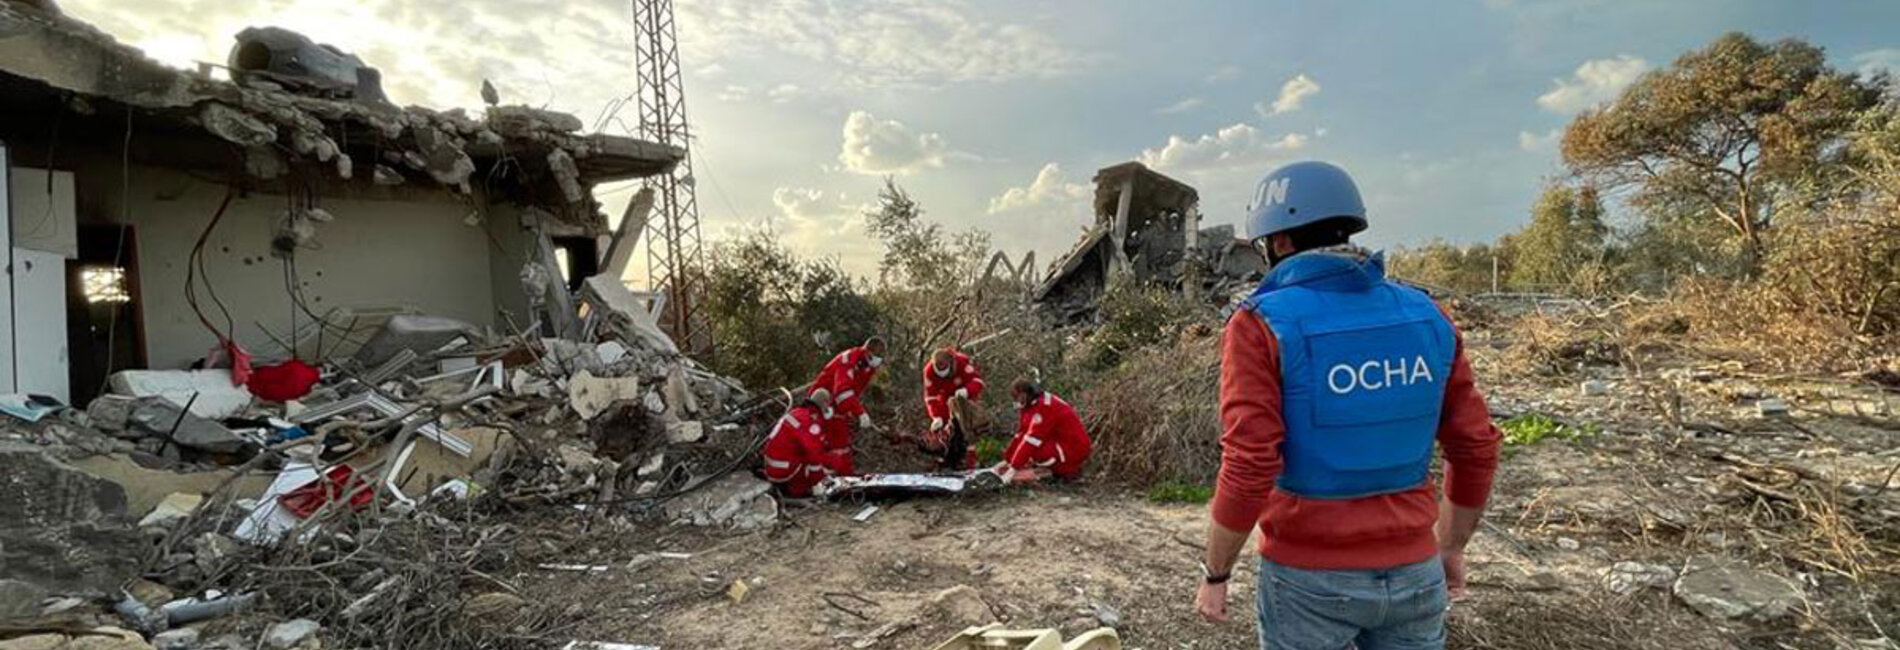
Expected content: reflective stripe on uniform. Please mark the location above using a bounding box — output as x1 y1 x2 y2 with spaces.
764 458 792 470
837 389 856 402
1024 435 1043 447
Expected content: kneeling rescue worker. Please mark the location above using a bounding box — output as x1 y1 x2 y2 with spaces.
761 388 845 498
1193 161 1502 650
808 336 886 475
994 379 1091 483
921 346 985 469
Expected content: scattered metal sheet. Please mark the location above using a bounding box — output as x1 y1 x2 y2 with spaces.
289 393 472 457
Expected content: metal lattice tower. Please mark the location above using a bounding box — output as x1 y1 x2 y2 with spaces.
631 0 709 353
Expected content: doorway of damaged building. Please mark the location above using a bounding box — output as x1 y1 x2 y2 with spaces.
1 136 150 408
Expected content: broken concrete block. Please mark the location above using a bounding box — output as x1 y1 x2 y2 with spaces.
152 629 200 650
0 634 66 650
665 421 703 444
568 370 641 421
86 395 140 435
1604 561 1676 595
191 532 241 573
1673 555 1803 621
0 578 50 620
664 364 699 419
372 164 404 186
580 275 679 356
263 619 321 650
0 443 143 596
62 627 151 650
352 315 479 367
548 149 583 203
636 453 664 478
108 370 255 419
1756 398 1791 417
137 492 204 528
1579 380 1608 397
200 103 277 147
642 391 666 414
661 473 774 530
127 398 246 454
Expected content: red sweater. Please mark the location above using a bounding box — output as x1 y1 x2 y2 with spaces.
922 351 985 420
1210 306 1501 569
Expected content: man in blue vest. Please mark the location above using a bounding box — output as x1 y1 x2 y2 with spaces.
1192 161 1502 650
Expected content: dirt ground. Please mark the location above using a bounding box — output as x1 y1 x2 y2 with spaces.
490 347 1898 649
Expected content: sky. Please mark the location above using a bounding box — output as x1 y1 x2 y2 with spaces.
62 0 1900 279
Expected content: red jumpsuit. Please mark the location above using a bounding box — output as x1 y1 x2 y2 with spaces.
1004 391 1092 478
808 346 880 475
761 404 839 497
921 350 984 449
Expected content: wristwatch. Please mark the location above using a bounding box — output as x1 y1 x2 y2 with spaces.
1200 562 1231 585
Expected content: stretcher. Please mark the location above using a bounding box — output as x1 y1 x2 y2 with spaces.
812 468 1005 500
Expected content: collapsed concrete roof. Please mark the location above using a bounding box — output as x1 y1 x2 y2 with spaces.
0 1 682 231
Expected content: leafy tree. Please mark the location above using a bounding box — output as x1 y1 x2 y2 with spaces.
863 178 990 291
1505 184 1608 291
1560 33 1881 266
1387 240 1506 294
701 230 880 390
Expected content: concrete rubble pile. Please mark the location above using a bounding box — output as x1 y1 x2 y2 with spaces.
0 302 770 650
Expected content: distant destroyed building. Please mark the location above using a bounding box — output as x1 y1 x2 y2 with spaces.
0 2 681 405
1032 162 1267 322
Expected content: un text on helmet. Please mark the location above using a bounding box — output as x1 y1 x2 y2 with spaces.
1326 356 1435 394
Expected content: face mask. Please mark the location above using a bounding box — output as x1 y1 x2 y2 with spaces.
867 356 883 369
822 406 835 419
934 363 952 377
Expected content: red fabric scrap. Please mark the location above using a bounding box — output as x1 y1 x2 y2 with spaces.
248 359 321 402
278 465 374 518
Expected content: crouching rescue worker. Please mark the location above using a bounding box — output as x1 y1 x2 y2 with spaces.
808 336 887 475
920 347 985 469
1192 161 1502 650
994 379 1091 483
761 388 845 498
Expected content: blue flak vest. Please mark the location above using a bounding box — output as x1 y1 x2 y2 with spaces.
1242 250 1455 500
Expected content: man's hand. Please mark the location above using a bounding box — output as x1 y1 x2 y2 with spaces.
929 417 945 432
1195 581 1229 622
1442 549 1468 601
955 388 969 399
858 413 874 430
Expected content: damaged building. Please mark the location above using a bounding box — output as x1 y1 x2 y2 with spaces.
1032 162 1267 322
0 2 682 406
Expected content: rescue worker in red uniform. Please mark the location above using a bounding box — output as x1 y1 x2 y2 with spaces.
761 389 844 498
807 336 886 475
995 379 1091 483
920 347 985 469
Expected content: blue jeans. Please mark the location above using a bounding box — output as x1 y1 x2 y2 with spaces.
1254 558 1448 650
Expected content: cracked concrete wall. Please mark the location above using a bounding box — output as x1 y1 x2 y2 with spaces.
71 160 500 369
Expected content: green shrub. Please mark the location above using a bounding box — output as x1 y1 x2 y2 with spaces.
1146 481 1214 504
1499 413 1597 446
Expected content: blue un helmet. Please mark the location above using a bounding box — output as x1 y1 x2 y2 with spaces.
1244 161 1368 241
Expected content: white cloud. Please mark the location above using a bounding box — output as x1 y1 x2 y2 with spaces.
1155 97 1205 115
676 0 1089 89
1853 49 1900 78
716 85 752 102
988 163 1089 214
767 187 881 277
1204 65 1242 84
1258 74 1321 116
766 83 803 104
1536 55 1651 113
1518 128 1560 152
837 110 949 175
1138 123 1309 173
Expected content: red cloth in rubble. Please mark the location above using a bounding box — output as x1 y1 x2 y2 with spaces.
247 359 321 402
278 465 374 518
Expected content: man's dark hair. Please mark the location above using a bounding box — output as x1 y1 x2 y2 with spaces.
1010 378 1042 402
1264 216 1359 263
864 336 886 350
